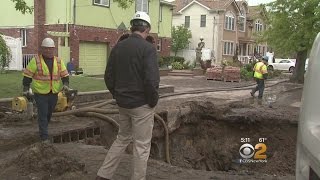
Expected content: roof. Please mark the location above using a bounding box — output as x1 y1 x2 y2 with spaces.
173 0 241 15
160 0 175 7
247 6 263 20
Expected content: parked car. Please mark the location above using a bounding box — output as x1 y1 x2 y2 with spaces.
268 59 295 73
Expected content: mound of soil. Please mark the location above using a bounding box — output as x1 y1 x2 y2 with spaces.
14 143 86 176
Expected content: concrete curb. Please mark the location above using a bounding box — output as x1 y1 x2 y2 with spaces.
0 85 175 108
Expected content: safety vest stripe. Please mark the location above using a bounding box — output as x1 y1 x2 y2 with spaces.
60 70 68 77
35 55 44 75
33 75 51 81
23 68 34 77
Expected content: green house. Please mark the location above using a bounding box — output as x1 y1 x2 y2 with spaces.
0 0 174 75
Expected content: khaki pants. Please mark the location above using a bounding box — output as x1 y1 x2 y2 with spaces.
97 105 155 180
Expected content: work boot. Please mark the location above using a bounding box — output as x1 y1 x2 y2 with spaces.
41 139 51 144
95 176 110 180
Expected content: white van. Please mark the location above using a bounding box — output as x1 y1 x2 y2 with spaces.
296 32 320 179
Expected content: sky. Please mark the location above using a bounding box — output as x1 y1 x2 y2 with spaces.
247 0 275 6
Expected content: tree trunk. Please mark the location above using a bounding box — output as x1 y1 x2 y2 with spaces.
290 50 307 83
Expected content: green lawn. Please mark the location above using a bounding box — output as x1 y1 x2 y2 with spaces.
0 71 107 98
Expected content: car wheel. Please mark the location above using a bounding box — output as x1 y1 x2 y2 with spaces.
289 66 295 73
268 66 274 71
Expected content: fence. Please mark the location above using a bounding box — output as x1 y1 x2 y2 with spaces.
238 56 252 64
22 54 36 69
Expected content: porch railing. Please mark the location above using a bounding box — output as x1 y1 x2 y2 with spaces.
22 54 36 69
238 56 252 64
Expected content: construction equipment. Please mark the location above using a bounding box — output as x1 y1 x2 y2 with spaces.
12 88 34 119
12 88 78 114
55 89 77 112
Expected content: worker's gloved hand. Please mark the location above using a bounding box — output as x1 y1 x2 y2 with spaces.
23 86 30 96
22 86 32 98
62 83 70 93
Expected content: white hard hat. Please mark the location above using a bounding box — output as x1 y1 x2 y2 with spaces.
41 38 55 48
130 11 151 28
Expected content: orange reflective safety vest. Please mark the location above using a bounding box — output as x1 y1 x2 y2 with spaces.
23 55 69 94
253 62 267 79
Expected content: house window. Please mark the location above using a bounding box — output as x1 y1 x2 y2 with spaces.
136 0 149 13
225 14 235 31
185 16 190 28
159 5 163 22
255 20 263 32
157 38 162 51
20 29 27 47
200 15 206 27
223 42 234 55
238 16 245 31
93 0 110 7
256 46 261 55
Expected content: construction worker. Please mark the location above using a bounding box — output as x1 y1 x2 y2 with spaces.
96 11 159 180
251 56 268 99
22 37 69 143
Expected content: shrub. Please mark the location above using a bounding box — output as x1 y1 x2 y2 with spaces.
173 56 185 64
244 63 254 72
171 62 184 70
0 35 12 73
162 56 174 67
240 67 253 81
158 56 166 68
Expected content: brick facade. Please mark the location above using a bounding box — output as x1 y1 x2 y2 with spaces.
158 37 171 57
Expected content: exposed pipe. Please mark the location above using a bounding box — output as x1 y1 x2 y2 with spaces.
52 107 119 117
75 112 119 128
154 113 171 164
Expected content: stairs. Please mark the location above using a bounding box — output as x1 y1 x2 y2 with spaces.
168 70 194 77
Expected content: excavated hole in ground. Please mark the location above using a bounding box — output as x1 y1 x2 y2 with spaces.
164 115 297 176
73 102 298 177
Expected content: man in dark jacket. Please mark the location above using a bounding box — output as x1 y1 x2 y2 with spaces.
96 11 159 180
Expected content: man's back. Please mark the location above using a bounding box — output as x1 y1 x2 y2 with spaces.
105 33 160 109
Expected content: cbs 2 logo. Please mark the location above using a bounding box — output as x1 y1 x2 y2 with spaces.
239 143 267 159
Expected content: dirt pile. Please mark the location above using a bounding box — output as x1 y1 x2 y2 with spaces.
13 143 86 176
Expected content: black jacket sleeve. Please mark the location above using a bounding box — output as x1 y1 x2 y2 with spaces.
62 76 69 85
104 48 116 96
143 46 160 108
23 76 32 88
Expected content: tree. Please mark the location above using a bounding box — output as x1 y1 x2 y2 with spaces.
0 35 12 73
262 0 320 83
11 0 33 14
113 0 134 9
171 25 192 56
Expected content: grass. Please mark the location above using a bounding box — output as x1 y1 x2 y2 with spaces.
0 71 107 98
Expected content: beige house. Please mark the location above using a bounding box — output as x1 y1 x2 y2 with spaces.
173 0 269 64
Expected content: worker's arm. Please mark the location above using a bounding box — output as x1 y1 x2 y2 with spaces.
143 45 160 108
22 58 37 89
262 65 268 80
61 76 69 85
60 59 70 86
104 48 116 96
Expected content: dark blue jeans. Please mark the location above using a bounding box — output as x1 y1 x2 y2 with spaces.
34 93 58 140
252 78 265 99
